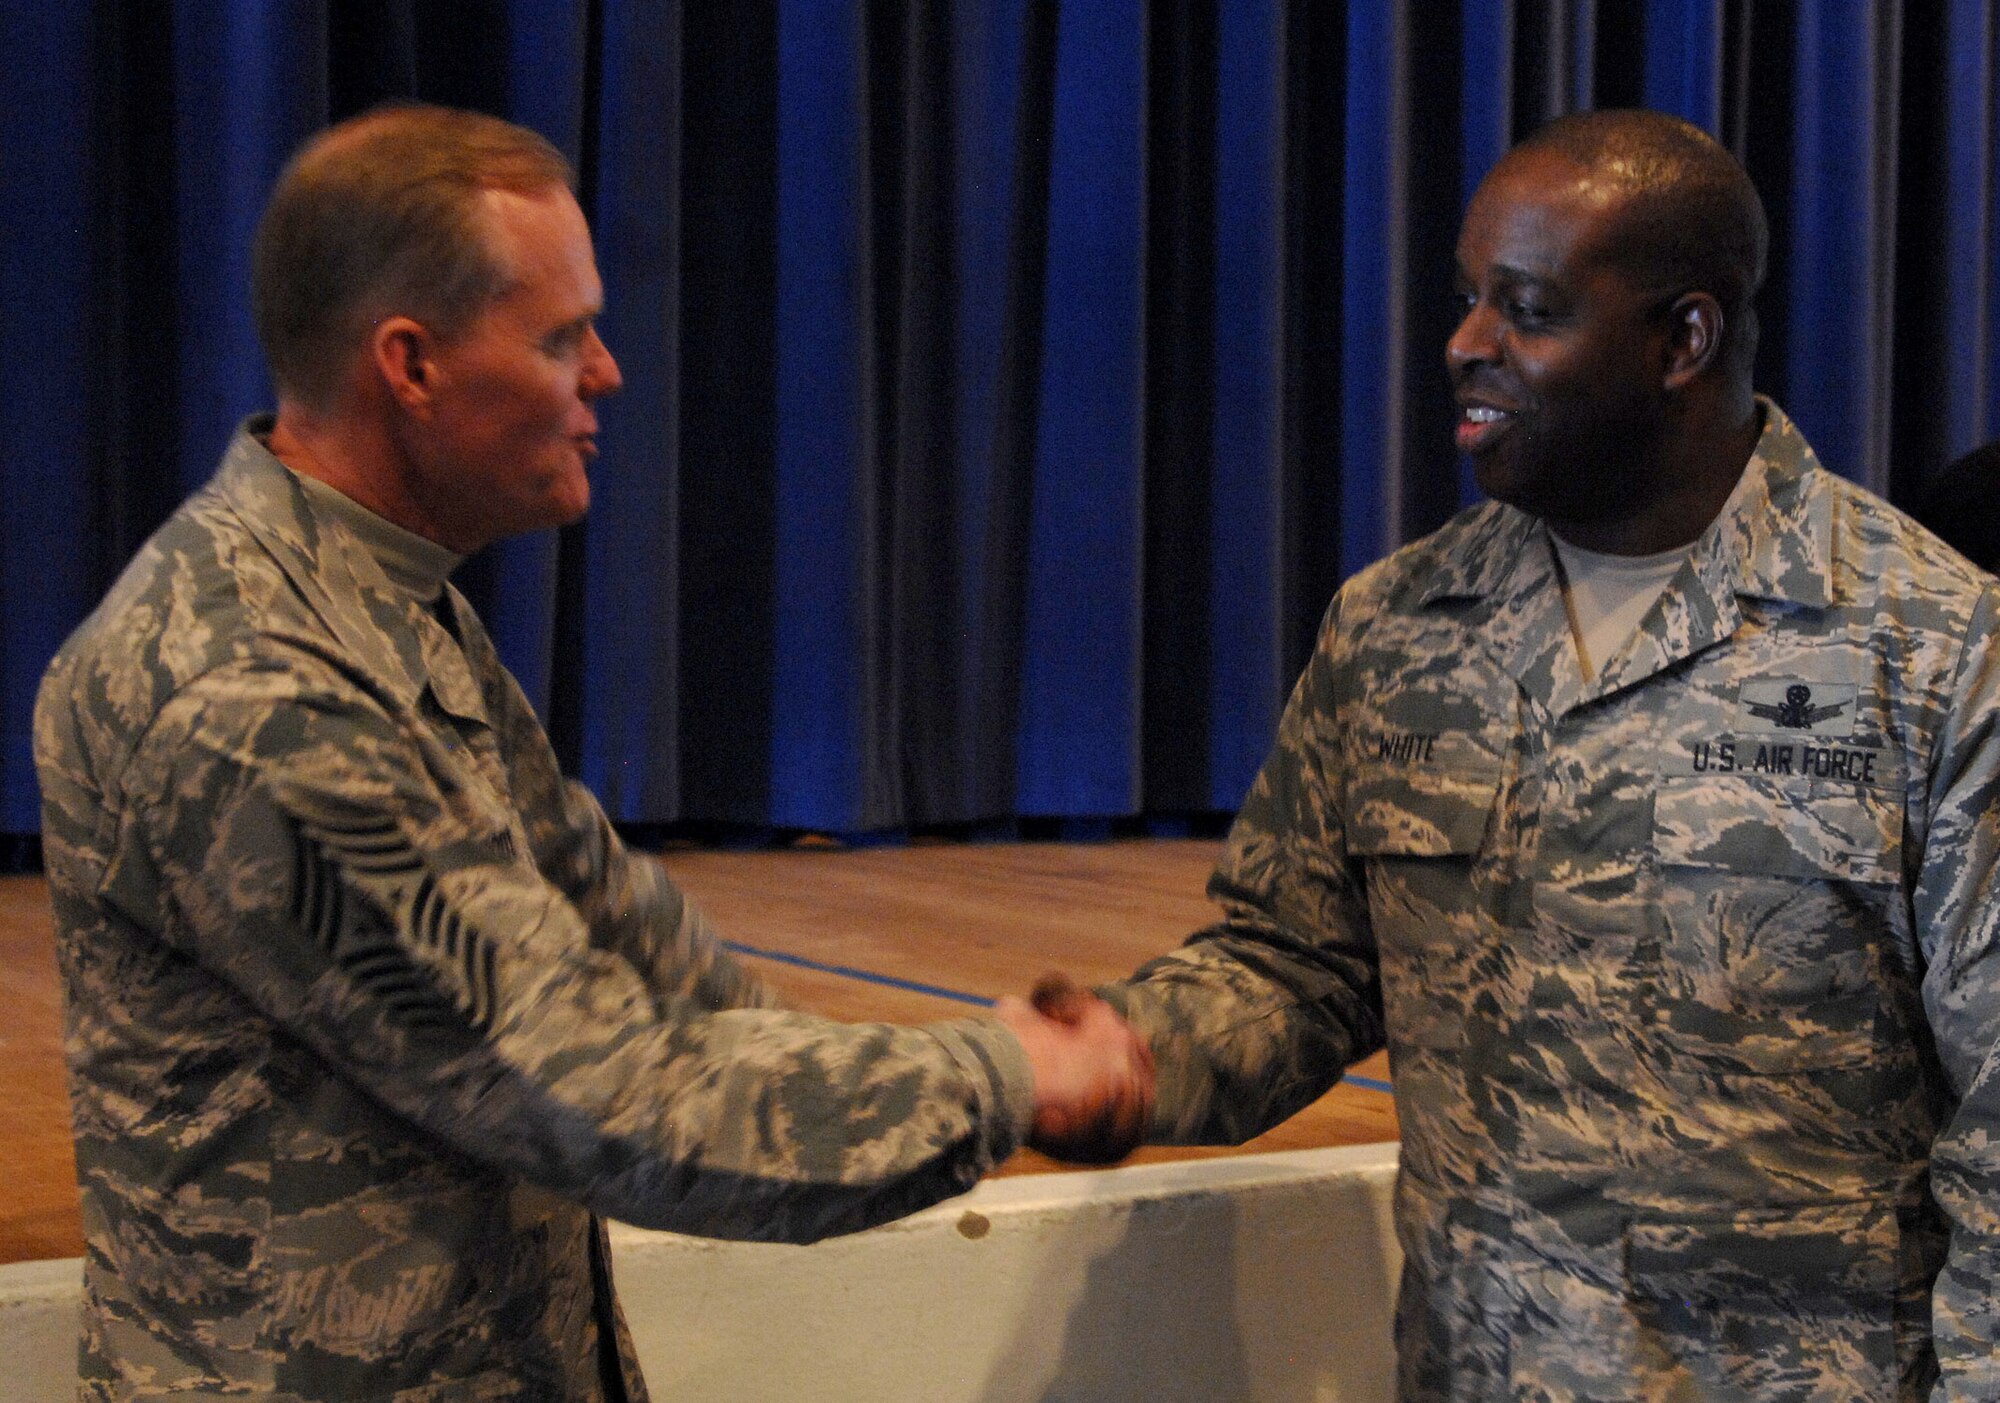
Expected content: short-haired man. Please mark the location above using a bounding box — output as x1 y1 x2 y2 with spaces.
35 104 1150 1401
1092 110 2000 1398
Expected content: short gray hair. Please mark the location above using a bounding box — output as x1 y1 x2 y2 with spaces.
251 103 575 409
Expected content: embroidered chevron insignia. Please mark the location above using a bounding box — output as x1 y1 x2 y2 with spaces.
332 935 470 1037
287 798 499 1038
411 872 499 1034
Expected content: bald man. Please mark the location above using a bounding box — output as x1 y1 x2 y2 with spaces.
1088 110 2000 1400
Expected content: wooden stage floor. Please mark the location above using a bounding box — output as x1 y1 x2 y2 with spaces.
0 839 1397 1266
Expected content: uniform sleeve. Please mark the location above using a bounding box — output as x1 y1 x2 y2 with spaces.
1915 585 2000 1398
1102 598 1386 1144
451 602 778 1018
111 650 1035 1244
541 774 778 1016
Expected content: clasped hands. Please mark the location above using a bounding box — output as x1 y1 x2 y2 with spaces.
994 973 1155 1164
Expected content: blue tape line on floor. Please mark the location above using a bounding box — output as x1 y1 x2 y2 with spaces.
724 939 996 1006
724 939 1394 1095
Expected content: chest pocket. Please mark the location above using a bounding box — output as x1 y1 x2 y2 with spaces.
1653 771 1903 886
1650 771 1907 1073
1346 754 1503 1052
1346 758 1501 858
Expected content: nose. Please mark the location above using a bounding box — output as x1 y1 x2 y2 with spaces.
1445 297 1496 377
581 325 623 400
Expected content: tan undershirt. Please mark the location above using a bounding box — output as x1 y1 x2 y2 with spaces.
1549 536 1690 683
1549 461 1759 683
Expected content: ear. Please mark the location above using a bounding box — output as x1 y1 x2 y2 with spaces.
369 316 442 415
1661 292 1723 391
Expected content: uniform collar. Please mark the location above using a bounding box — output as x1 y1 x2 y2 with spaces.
1414 397 1838 716
214 416 490 724
1417 398 1833 612
1687 397 1836 612
290 469 462 603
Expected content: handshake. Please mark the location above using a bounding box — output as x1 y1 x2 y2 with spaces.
994 974 1155 1164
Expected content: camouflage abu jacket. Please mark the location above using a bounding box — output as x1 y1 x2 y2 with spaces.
33 421 1034 1402
1107 401 2000 1402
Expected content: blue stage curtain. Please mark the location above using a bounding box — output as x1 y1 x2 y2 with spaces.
6 2 2000 848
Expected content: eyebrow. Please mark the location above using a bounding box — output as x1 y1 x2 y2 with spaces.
1455 260 1549 289
1490 260 1552 285
548 309 602 339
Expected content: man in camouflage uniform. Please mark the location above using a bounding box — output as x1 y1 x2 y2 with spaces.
1099 110 2000 1398
34 105 1151 1401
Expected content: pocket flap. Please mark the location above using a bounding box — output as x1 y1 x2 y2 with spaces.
1347 760 1501 857
1625 1201 1897 1301
1654 775 1902 884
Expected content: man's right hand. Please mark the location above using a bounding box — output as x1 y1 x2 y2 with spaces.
994 973 1154 1164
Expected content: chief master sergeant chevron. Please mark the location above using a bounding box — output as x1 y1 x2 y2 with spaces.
33 104 1152 1402
1091 109 2000 1398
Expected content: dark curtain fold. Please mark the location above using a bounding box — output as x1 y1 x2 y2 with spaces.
6 1 2000 845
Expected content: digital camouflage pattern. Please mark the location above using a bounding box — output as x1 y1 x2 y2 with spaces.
34 421 1034 1402
1107 401 2000 1401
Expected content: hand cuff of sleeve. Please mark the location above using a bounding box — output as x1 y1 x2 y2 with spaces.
924 1016 1037 1160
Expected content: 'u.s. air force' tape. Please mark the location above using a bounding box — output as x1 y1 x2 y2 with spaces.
1677 735 1891 786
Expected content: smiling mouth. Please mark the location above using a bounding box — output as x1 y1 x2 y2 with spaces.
1455 404 1515 454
